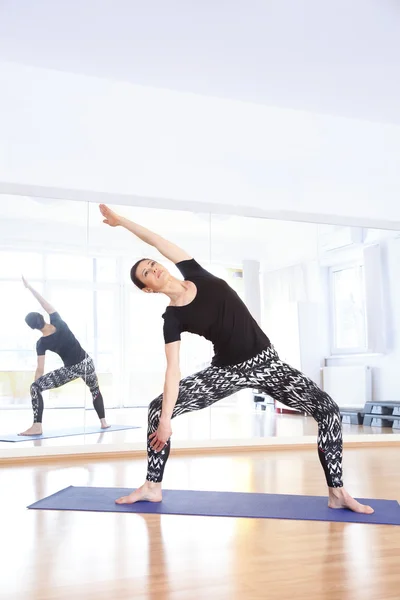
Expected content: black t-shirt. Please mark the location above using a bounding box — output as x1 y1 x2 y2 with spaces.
163 259 271 367
36 312 87 367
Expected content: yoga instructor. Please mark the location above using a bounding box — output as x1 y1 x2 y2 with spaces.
100 203 373 515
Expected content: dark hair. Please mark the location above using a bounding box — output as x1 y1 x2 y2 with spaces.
25 312 45 330
130 258 151 290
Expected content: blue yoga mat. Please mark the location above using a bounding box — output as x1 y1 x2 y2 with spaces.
27 486 400 525
0 425 140 442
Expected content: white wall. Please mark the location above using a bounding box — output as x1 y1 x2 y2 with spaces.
297 262 331 384
261 231 400 401
262 260 330 384
2 62 400 228
326 237 400 402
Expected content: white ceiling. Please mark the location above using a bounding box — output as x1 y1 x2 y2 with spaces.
1 0 400 124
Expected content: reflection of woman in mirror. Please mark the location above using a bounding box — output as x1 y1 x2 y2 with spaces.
100 204 373 515
19 277 109 436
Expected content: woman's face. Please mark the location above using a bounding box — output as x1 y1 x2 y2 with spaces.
136 259 170 292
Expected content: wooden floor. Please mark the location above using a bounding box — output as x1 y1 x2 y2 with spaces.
0 446 399 600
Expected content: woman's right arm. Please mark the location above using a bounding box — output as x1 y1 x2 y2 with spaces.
100 204 192 264
160 342 181 422
148 341 181 452
34 355 45 382
22 276 56 315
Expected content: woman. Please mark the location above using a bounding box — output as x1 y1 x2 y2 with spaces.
20 276 109 435
100 204 373 514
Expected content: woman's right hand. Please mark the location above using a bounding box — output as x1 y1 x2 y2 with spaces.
99 204 121 227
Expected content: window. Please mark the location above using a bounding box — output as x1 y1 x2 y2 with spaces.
0 249 121 408
0 280 44 371
0 251 43 279
330 263 367 353
95 257 118 283
46 254 93 281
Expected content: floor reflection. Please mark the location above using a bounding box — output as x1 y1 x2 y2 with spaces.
1 406 397 454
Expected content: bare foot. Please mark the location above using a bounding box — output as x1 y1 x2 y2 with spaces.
115 482 162 505
100 419 111 429
328 487 374 514
18 424 43 436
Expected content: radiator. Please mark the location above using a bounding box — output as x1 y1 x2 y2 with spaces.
322 366 372 409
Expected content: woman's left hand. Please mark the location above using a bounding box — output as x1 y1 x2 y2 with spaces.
99 204 121 227
149 419 172 452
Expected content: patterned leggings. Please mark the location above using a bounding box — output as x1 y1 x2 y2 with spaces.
147 346 343 488
30 356 105 423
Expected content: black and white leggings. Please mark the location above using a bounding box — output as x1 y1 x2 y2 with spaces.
147 346 343 488
30 356 105 423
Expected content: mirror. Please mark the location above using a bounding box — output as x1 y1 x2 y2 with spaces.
1 195 399 459
208 214 400 441
0 195 89 448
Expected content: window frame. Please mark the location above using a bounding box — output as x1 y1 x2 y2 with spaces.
329 260 368 355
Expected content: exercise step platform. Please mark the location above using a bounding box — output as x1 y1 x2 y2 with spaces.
339 408 364 425
363 414 400 429
363 400 400 416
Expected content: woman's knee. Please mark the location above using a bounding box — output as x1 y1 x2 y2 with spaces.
148 396 162 423
88 380 100 395
30 381 40 396
149 396 162 413
322 394 341 419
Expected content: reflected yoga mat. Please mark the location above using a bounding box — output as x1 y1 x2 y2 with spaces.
27 486 400 525
0 425 140 442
